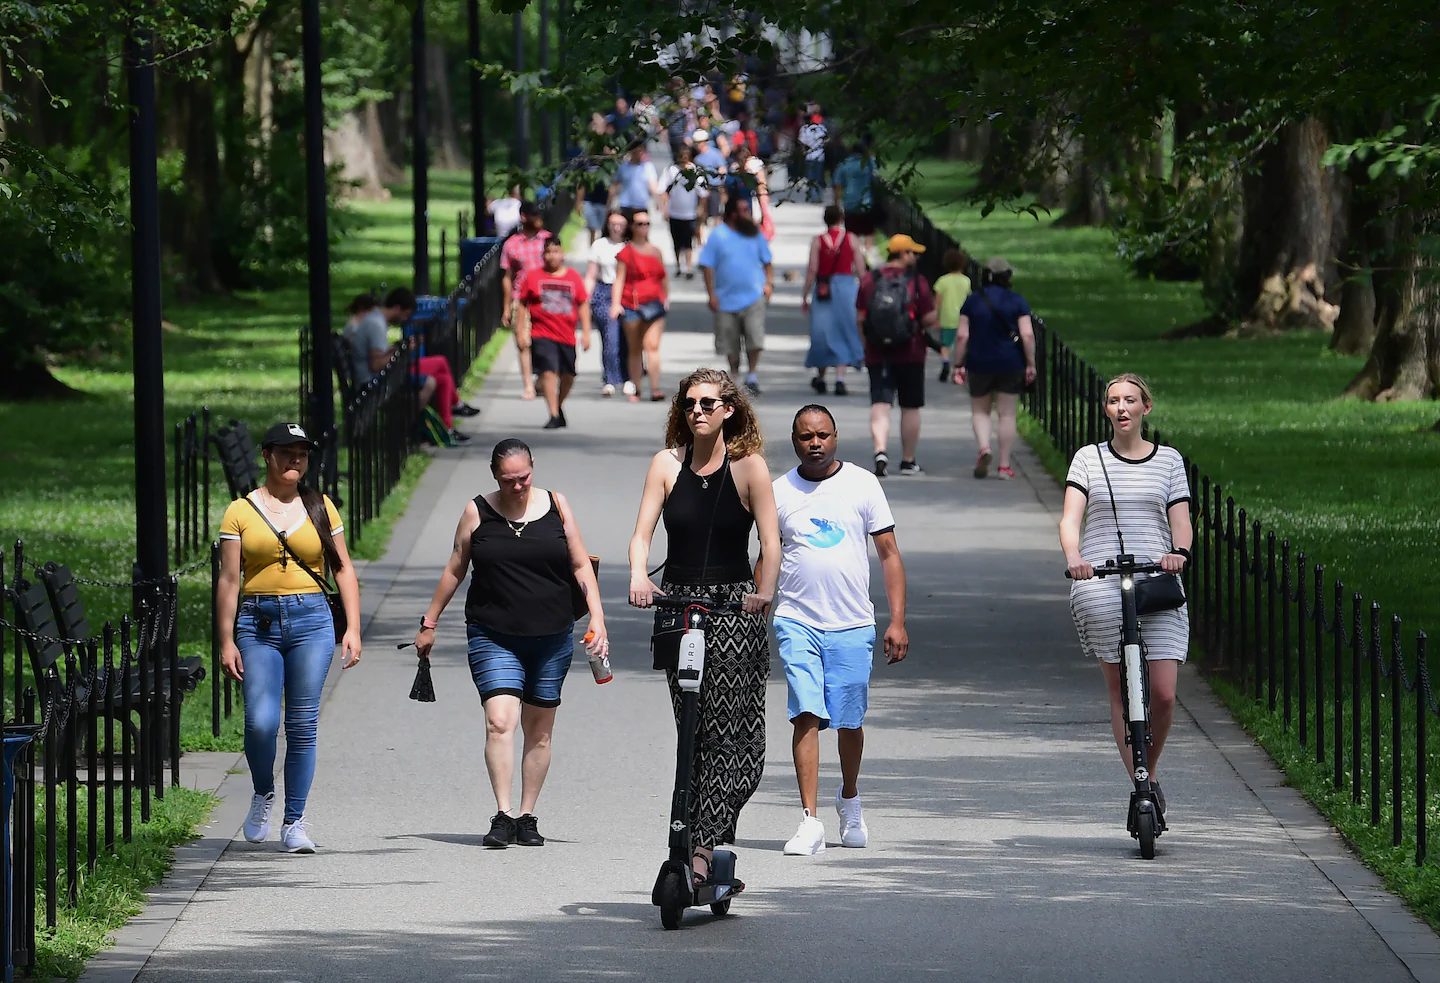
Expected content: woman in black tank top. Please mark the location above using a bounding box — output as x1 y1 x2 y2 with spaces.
628 368 780 884
413 439 608 848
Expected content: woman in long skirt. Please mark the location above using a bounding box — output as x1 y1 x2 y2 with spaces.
801 205 866 396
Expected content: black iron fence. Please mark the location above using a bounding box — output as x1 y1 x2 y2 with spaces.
876 184 1436 865
2 547 196 975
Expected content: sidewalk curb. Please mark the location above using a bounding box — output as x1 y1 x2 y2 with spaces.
1016 429 1440 983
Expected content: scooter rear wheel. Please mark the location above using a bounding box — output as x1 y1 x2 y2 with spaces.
710 899 732 916
1136 809 1157 860
659 871 688 930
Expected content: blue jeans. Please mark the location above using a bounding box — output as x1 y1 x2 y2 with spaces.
466 624 575 708
805 158 826 202
590 282 628 386
235 594 336 822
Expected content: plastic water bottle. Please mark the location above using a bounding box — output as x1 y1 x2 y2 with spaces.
585 630 612 684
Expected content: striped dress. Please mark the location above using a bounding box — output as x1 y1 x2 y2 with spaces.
1065 442 1191 662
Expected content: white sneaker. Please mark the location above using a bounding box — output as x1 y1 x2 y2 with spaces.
835 788 868 847
782 810 826 855
280 817 316 854
601 383 616 397
622 380 638 397
243 792 274 843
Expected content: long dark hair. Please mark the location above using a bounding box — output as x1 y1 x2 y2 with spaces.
298 482 343 575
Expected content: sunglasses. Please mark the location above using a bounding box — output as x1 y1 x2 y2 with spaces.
682 396 725 414
633 220 651 226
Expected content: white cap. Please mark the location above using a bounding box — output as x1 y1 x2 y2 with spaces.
692 128 710 142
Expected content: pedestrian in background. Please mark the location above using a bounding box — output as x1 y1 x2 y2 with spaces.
501 202 552 402
520 237 591 430
798 111 828 203
610 209 670 403
773 405 908 856
584 210 632 398
692 130 729 243
660 146 707 280
952 257 1037 479
933 249 973 382
611 147 658 221
802 205 866 396
858 234 937 477
414 438 608 848
699 196 773 397
833 140 879 257
217 423 362 854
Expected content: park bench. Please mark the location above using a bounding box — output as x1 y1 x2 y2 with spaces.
212 420 263 499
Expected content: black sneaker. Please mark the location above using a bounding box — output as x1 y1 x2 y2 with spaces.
873 451 888 477
810 375 826 394
938 361 951 383
745 380 762 397
454 402 482 417
834 379 848 396
558 409 567 427
515 814 546 846
483 812 517 848
449 429 472 444
898 460 925 476
542 415 565 430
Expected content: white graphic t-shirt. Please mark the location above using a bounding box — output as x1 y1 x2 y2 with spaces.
772 462 895 631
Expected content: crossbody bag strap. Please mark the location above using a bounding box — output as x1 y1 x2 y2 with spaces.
979 287 1021 344
245 496 336 596
1091 444 1128 556
818 230 842 277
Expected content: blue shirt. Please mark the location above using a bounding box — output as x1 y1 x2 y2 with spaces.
614 160 656 210
695 148 728 187
833 154 876 211
698 225 773 312
959 284 1031 373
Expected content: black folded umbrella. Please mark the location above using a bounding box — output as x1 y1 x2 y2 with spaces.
409 654 436 703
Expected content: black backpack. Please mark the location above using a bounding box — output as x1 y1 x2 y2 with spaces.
865 272 916 348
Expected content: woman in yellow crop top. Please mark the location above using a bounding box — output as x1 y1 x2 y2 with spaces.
216 422 361 853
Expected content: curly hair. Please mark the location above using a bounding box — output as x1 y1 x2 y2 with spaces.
663 367 765 459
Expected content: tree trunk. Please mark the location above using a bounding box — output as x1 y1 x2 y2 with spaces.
1342 210 1440 400
363 101 404 185
427 44 466 170
947 123 988 162
1329 173 1379 354
0 340 83 400
1236 117 1338 333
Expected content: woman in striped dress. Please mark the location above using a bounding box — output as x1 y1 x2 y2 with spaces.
1059 373 1193 814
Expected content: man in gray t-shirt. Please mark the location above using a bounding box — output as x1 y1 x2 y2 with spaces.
344 307 392 384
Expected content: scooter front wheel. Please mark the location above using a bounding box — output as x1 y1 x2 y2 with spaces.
659 871 688 930
710 898 732 916
1136 809 1157 860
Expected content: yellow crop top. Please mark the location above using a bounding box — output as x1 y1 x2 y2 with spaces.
219 492 344 596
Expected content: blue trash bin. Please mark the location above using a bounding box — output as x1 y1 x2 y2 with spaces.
459 237 504 284
2 730 37 983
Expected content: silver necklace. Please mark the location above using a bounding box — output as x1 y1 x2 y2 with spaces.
497 494 531 537
260 489 297 518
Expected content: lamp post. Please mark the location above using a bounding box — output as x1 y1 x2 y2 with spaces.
127 20 167 586
513 12 528 171
469 0 485 222
413 0 431 294
539 0 551 167
300 0 334 440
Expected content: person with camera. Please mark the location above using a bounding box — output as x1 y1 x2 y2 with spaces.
951 257 1037 479
1059 373 1192 817
856 234 937 477
217 423 362 854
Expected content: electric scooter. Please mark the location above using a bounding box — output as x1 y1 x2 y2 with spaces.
1070 555 1169 859
650 595 746 929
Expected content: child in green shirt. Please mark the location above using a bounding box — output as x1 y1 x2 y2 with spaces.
933 249 972 382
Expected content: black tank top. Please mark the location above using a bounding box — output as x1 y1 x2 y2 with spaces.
464 492 574 635
662 445 754 584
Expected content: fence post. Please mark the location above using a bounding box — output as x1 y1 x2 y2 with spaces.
1238 508 1249 689
1369 602 1380 823
1280 538 1290 725
203 406 212 546
1391 615 1403 845
211 541 221 737
86 638 98 872
120 618 133 843
1252 522 1263 703
65 652 78 908
1298 550 1308 746
1416 632 1428 865
103 624 115 855
1351 592 1362 804
1314 565 1325 763
1333 580 1344 788
172 421 182 566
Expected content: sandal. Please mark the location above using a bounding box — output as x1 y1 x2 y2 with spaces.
650 391 667 402
691 852 711 887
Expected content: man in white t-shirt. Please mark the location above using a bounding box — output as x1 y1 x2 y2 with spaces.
773 405 909 856
798 112 828 203
659 145 708 279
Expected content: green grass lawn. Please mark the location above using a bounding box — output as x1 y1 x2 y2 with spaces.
909 159 1440 640
908 158 1440 926
0 169 489 751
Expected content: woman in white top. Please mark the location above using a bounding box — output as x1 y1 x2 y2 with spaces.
584 210 631 397
1059 373 1192 816
488 184 523 238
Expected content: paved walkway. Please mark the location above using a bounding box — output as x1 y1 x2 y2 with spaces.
121 166 1436 983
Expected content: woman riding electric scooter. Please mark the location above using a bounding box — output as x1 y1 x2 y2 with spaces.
1059 373 1192 817
628 367 780 887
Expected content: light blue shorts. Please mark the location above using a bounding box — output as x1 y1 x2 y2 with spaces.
775 617 876 731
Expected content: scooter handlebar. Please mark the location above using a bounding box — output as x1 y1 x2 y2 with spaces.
1065 560 1167 579
653 595 744 613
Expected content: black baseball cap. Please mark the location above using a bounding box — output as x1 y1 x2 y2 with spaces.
519 200 543 218
261 422 317 449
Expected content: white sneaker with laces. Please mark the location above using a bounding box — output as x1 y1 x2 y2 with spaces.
836 788 868 848
783 810 826 855
280 817 316 854
602 383 616 397
243 792 274 843
622 380 638 397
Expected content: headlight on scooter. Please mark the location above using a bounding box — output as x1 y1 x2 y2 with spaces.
1122 577 1134 590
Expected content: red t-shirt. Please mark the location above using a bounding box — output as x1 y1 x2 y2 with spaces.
617 244 668 308
520 266 588 345
857 264 935 365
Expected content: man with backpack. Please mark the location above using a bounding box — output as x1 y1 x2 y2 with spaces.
856 234 937 476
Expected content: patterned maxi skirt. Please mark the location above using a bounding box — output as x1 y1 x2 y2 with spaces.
661 576 769 851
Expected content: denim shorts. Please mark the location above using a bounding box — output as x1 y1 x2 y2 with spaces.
466 624 575 708
775 617 876 730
